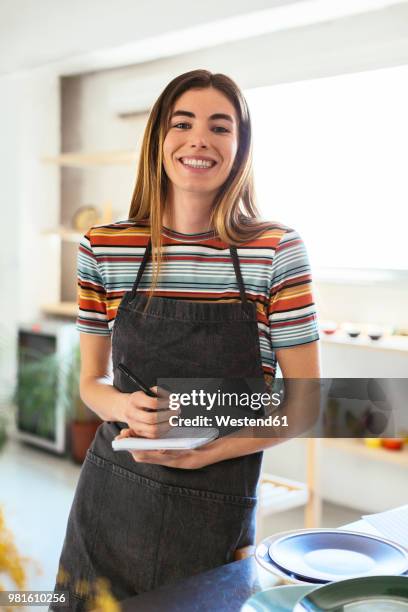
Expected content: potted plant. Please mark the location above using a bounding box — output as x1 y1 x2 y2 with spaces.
65 343 102 463
13 347 62 444
12 340 101 463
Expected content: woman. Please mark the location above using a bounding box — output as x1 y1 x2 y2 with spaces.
52 69 320 609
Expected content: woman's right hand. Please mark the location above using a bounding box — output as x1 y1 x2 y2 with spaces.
119 386 179 438
77 334 181 434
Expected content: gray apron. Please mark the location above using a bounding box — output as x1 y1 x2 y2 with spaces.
52 237 266 610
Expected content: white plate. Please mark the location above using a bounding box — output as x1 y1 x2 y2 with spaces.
255 531 315 586
255 530 408 587
269 530 408 583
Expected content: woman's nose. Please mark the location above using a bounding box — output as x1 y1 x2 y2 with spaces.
187 128 209 148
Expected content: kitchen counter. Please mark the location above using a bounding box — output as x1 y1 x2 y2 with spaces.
119 520 380 612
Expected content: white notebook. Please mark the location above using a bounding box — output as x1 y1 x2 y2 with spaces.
362 505 408 548
112 427 219 451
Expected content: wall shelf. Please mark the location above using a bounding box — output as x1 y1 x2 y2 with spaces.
320 332 408 353
42 149 138 167
42 302 77 318
42 227 83 242
323 438 408 467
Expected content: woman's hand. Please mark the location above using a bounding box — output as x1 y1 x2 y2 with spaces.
119 385 178 438
114 427 210 470
116 387 211 469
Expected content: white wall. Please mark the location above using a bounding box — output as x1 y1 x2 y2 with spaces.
0 68 60 413
17 71 61 323
0 75 21 403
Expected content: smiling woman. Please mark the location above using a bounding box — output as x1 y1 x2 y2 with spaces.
50 69 320 611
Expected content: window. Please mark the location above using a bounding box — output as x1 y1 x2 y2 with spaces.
246 65 408 273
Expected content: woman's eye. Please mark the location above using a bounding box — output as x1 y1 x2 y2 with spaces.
173 122 191 129
171 123 229 133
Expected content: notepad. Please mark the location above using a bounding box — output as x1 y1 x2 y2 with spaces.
362 505 408 548
112 427 219 451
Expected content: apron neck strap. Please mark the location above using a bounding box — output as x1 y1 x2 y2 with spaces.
230 245 247 304
129 238 152 300
130 237 247 303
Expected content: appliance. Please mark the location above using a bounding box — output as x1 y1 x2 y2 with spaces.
16 321 78 454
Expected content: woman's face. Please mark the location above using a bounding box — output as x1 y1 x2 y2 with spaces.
162 87 239 198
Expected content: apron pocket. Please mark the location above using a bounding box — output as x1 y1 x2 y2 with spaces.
154 484 257 589
90 468 166 597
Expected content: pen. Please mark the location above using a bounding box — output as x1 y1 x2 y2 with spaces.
117 363 158 398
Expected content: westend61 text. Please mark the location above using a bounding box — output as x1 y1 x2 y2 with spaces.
169 414 289 427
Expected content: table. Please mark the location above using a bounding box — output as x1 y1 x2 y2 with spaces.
119 520 381 611
120 556 258 612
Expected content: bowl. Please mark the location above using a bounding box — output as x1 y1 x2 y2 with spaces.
342 323 361 338
366 326 384 341
321 321 338 335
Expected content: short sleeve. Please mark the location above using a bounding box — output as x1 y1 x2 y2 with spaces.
76 230 110 335
268 229 319 349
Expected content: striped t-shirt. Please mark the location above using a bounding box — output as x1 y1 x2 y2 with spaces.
77 220 319 381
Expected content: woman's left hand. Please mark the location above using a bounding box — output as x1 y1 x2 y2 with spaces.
130 448 206 469
114 428 210 470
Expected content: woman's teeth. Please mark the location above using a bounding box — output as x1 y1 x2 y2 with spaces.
180 158 215 169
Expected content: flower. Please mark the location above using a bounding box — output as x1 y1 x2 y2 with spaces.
0 506 28 611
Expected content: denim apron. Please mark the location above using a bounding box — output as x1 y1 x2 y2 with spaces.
52 237 266 610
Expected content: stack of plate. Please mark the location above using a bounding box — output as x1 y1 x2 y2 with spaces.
250 531 408 611
243 577 408 612
255 529 408 585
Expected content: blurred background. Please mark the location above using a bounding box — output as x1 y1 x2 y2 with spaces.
0 0 408 602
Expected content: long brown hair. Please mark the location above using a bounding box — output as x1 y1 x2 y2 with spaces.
128 69 272 309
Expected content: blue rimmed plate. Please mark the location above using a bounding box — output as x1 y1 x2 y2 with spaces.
256 532 322 587
269 530 408 583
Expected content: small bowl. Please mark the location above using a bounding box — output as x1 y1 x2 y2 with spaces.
342 323 361 339
321 321 338 335
366 326 384 341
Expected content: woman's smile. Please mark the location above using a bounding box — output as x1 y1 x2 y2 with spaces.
177 155 218 173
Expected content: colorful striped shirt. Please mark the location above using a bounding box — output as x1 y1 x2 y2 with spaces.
77 220 319 380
